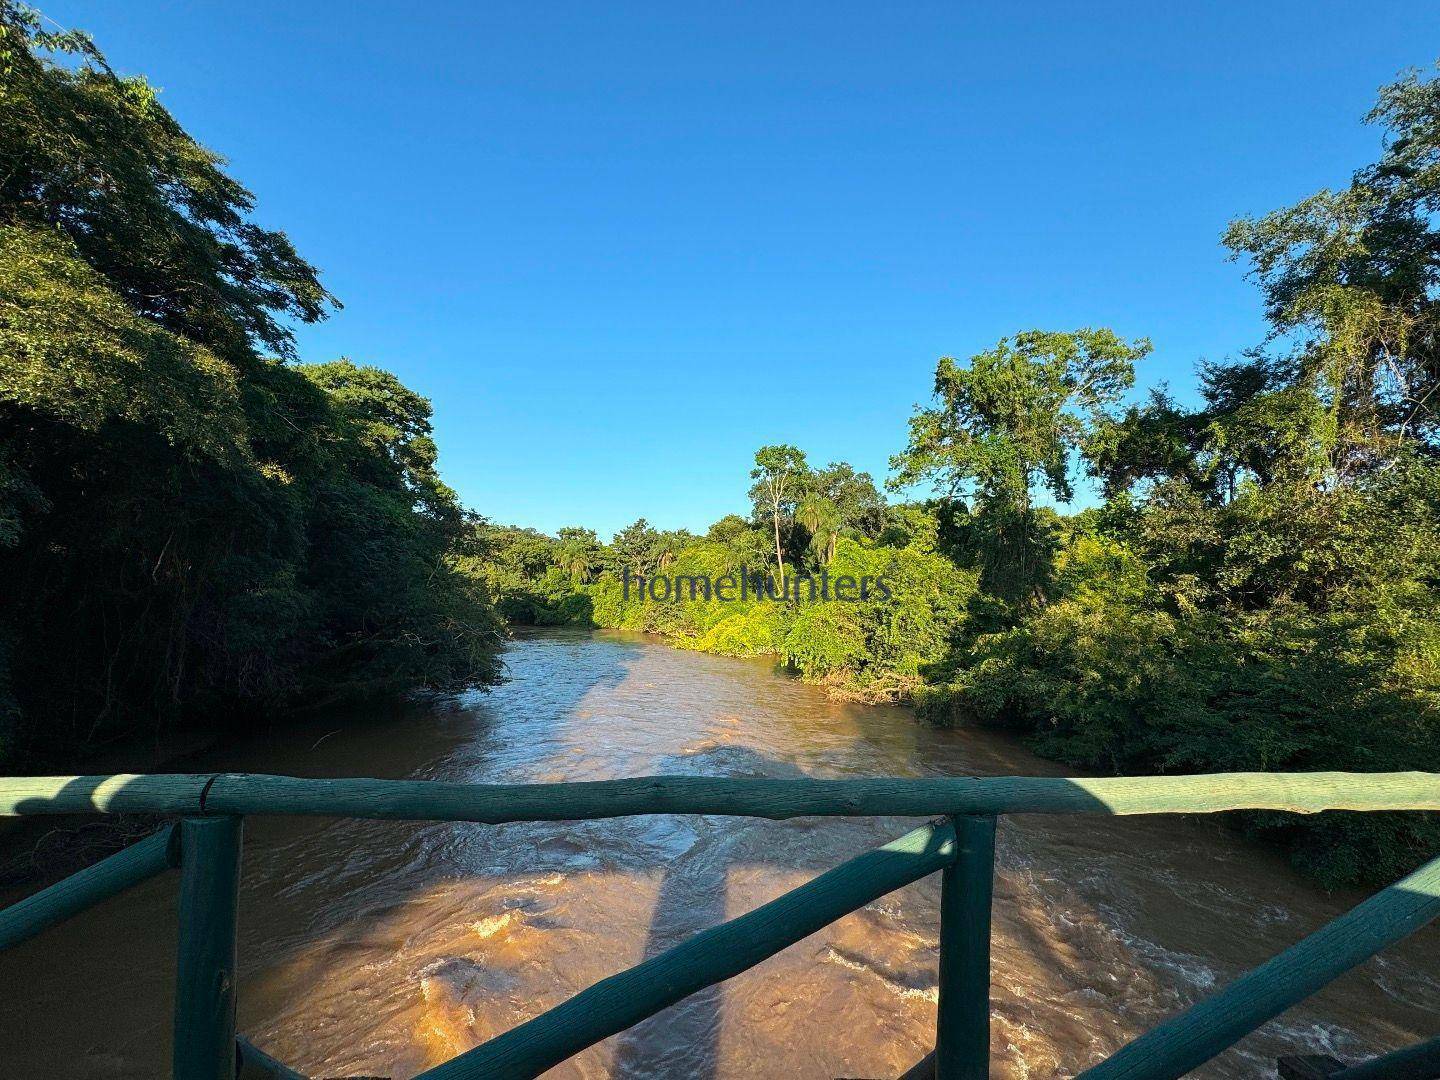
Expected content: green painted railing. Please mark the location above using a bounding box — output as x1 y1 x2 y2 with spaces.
0 771 1438 1079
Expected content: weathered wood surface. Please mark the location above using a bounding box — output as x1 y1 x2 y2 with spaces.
175 816 244 1080
415 818 960 1079
1334 1033 1440 1080
236 1036 308 1080
3 771 1439 822
935 815 996 1080
0 773 215 815
1076 852 1440 1080
0 823 176 950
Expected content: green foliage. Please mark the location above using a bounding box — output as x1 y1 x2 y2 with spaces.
1222 62 1440 471
749 443 809 578
912 65 1440 879
7 0 1437 889
0 7 500 762
891 329 1149 508
462 523 599 626
696 608 786 658
924 477 1440 885
0 224 249 461
892 328 1148 605
902 68 1440 885
0 3 333 362
495 498 974 703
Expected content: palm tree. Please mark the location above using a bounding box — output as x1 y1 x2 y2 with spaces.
555 527 599 584
796 494 842 566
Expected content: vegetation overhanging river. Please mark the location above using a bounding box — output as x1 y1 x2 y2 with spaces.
1 629 1436 1079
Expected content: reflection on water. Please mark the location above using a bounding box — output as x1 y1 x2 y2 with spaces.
0 628 1435 1078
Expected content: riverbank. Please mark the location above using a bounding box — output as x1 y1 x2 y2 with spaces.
508 597 1440 889
3 629 1434 1079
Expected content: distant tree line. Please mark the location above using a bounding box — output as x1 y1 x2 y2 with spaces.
0 4 502 764
477 64 1440 885
3 1 1437 884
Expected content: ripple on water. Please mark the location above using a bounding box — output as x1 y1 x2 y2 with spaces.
0 628 1436 1079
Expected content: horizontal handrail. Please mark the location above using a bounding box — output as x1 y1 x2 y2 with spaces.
0 823 177 950
2 770 1439 821
1 771 1435 1080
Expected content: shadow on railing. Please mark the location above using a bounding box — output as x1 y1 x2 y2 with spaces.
1 771 1438 1080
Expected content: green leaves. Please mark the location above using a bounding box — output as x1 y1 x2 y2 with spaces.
0 224 249 463
1223 62 1440 466
0 2 336 359
0 5 500 760
891 328 1149 508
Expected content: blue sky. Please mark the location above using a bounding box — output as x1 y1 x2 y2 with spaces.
44 1 1440 537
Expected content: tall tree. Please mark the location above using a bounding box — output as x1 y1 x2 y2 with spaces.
0 4 500 759
810 462 887 537
0 3 334 362
555 527 602 583
749 445 808 585
611 518 658 573
795 492 842 565
891 329 1148 509
891 329 1148 602
1223 63 1440 476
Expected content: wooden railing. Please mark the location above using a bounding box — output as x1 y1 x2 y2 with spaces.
1 771 1439 1079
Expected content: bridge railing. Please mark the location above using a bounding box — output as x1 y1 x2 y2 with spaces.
1 771 1438 1080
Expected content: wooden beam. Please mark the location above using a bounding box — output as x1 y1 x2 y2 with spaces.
0 773 214 815
415 818 961 1079
1334 1033 1440 1080
236 1037 309 1080
936 816 996 1080
175 817 243 1080
1075 852 1440 1080
1 771 1438 822
0 824 177 950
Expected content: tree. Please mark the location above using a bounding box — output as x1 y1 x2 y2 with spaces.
611 518 658 573
891 329 1148 602
555 527 602 583
0 3 334 362
0 5 501 760
891 329 1148 509
810 462 887 537
749 445 809 584
795 492 842 565
1223 63 1440 476
705 514 771 573
1084 387 1211 500
705 514 752 544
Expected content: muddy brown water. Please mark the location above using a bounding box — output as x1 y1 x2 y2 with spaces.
0 628 1436 1078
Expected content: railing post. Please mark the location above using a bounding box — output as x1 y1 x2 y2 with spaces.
936 814 997 1080
174 816 243 1080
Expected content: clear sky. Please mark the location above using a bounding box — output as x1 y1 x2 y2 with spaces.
42 1 1440 537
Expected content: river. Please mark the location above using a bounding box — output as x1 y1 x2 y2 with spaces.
1 628 1436 1078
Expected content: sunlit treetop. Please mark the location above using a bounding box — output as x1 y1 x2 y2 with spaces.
0 0 337 362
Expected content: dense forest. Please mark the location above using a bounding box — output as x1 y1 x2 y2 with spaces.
2 5 1438 886
474 70 1440 886
0 5 503 764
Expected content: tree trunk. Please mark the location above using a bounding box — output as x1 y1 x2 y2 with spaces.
771 492 785 587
